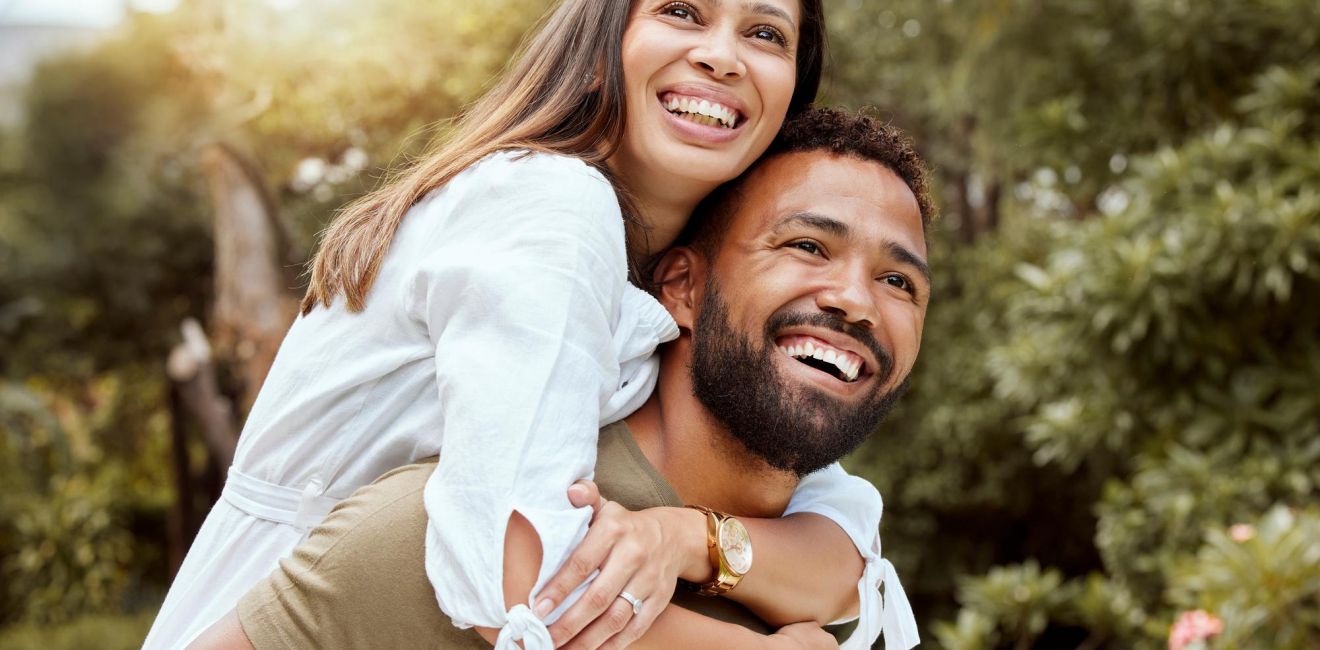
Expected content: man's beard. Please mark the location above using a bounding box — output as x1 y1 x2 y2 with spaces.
689 281 910 477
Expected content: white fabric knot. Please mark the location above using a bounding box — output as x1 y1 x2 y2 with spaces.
843 556 919 650
877 558 920 649
493 604 554 650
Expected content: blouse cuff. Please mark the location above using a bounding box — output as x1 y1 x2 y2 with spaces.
494 604 554 650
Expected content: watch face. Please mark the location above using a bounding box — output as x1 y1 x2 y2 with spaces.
718 517 753 575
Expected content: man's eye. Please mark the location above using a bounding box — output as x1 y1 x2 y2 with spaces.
660 2 697 21
789 240 822 255
882 274 912 292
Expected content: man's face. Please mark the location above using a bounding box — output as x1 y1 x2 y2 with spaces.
689 151 930 476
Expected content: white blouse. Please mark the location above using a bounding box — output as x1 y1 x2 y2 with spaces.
142 150 916 650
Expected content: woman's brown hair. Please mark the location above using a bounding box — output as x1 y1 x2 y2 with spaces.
301 0 826 314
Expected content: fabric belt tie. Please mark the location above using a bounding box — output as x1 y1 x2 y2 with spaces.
221 467 341 531
494 604 553 650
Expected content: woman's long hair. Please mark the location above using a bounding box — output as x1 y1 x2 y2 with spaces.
301 0 825 313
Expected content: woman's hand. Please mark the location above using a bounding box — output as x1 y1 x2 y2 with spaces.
537 480 700 649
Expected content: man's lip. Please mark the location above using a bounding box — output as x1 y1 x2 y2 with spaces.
774 346 869 394
773 328 878 379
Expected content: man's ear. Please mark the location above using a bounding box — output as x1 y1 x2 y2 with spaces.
652 246 705 331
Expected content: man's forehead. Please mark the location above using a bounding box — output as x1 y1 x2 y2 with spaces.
729 151 925 250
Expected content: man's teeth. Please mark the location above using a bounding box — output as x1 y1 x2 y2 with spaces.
664 95 737 128
777 341 862 382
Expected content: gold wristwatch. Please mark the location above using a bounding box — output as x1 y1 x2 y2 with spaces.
683 505 753 596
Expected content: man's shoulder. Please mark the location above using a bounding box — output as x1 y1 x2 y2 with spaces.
237 457 478 649
331 458 436 535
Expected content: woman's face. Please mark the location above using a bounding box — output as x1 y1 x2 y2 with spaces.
614 0 801 190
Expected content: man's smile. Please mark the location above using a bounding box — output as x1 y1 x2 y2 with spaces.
775 334 864 382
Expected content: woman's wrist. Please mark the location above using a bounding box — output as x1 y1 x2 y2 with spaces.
655 506 714 583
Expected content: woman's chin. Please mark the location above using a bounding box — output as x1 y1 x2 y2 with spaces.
650 144 757 187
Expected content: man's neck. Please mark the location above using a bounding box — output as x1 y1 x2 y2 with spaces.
623 353 799 518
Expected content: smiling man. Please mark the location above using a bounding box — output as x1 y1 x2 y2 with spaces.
191 107 932 650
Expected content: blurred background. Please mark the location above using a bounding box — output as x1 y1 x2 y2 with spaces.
0 0 1317 648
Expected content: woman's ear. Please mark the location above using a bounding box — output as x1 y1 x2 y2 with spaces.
652 247 704 331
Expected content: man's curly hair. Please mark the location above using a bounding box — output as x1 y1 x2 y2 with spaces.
679 106 934 258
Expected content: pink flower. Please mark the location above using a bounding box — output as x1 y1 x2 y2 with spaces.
1228 524 1255 542
1169 610 1224 650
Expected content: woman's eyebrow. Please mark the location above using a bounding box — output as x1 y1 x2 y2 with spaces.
746 2 797 27
710 0 798 28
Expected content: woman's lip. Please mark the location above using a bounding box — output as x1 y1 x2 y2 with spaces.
656 95 744 145
659 91 744 127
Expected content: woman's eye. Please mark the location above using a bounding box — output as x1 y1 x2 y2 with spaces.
750 26 787 46
789 241 822 255
661 2 697 21
882 274 912 293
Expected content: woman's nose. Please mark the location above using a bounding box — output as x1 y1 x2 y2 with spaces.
689 29 745 79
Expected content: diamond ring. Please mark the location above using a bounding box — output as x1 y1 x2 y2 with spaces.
617 591 644 616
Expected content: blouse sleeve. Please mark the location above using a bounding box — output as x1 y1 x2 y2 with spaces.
784 463 920 650
405 152 628 649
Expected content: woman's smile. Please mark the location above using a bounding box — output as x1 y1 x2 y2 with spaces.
655 83 751 144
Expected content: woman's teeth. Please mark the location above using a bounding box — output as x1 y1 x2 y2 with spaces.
663 95 738 129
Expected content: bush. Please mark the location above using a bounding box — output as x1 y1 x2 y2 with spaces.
857 63 1320 648
0 610 154 650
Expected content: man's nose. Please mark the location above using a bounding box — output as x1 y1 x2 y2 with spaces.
688 28 745 79
815 265 878 329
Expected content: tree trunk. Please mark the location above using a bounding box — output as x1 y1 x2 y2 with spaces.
952 169 978 244
167 318 239 477
199 142 300 412
982 179 1002 233
166 383 193 576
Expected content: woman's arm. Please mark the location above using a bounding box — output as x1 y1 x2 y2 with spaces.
187 611 253 650
476 511 837 650
538 500 862 647
411 152 632 645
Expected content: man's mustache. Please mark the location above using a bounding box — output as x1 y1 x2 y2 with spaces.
765 311 894 384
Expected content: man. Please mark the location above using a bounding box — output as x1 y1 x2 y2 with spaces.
192 107 933 649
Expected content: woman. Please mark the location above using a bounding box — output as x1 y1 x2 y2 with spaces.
147 0 912 648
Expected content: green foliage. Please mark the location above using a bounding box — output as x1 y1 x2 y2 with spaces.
0 610 155 650
1 17 213 378
0 375 169 624
838 3 1320 647
933 562 1075 649
828 0 1320 204
1167 506 1320 650
932 565 1158 650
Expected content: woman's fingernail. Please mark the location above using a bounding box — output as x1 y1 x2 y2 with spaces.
534 598 555 618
